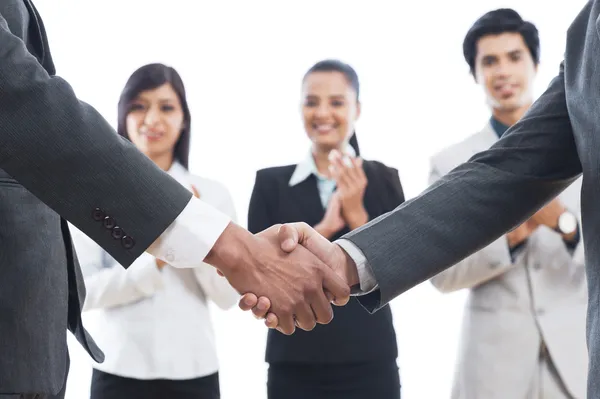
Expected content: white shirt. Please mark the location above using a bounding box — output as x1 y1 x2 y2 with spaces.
288 146 356 208
71 162 240 380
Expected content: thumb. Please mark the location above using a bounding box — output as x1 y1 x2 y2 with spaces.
278 224 299 253
285 222 351 306
322 266 351 306
288 222 338 267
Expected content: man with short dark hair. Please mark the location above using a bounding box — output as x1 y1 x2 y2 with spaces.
429 9 586 399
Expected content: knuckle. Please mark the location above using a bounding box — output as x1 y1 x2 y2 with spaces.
341 285 351 297
279 303 292 316
303 282 318 297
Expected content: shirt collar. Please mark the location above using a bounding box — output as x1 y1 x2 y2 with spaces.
289 145 356 187
490 116 510 138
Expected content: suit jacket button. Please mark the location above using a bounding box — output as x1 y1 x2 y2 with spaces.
92 208 105 221
111 226 124 239
121 236 135 249
103 216 116 229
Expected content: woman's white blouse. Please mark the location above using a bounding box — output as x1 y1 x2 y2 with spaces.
70 162 240 380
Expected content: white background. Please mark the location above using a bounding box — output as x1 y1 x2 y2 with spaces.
33 1 587 398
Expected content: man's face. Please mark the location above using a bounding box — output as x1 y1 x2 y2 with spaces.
474 32 537 113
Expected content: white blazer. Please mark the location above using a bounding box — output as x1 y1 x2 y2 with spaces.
70 161 240 380
429 123 588 399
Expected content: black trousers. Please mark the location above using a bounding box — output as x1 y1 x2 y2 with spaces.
267 360 401 399
90 369 220 399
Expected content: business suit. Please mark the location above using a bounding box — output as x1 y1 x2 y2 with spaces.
429 123 587 398
248 156 403 399
340 2 600 397
0 1 192 397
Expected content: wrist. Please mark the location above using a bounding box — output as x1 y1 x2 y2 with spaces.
204 223 250 275
340 248 359 287
506 229 528 248
554 210 578 237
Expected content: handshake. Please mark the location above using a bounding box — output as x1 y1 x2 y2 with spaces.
204 222 360 335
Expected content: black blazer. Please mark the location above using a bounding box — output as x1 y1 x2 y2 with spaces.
248 159 405 364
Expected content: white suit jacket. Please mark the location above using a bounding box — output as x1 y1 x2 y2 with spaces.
429 123 587 399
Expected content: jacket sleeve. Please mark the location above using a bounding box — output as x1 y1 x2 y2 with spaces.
0 11 191 268
427 163 520 293
344 62 582 312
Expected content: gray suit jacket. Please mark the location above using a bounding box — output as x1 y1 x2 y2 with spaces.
429 124 587 399
0 0 191 395
343 2 600 397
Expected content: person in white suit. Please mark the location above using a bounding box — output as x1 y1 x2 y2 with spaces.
429 9 587 399
70 63 239 399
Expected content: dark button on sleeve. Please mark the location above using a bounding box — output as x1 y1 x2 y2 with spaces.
103 216 116 229
111 226 124 240
121 236 135 249
92 208 105 221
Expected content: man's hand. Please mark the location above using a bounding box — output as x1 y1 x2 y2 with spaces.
506 221 536 248
204 223 350 335
530 198 578 241
530 198 566 229
238 222 359 329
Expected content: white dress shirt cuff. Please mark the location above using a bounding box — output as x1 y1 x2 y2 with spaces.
147 197 231 268
128 252 165 295
335 239 379 295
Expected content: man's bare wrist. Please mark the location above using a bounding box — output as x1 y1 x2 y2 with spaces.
204 223 249 275
342 249 359 287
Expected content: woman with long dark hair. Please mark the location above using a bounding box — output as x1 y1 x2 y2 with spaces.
71 63 238 399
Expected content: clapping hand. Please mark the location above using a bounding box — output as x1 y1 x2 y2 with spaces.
315 192 346 239
328 150 368 228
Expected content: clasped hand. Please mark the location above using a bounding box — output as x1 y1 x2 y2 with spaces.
206 223 358 335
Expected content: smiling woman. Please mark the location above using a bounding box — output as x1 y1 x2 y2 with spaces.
70 63 241 399
117 64 192 171
247 59 404 399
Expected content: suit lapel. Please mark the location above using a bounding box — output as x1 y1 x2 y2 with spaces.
289 175 326 226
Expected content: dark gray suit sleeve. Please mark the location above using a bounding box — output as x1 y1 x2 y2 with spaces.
343 63 582 312
0 13 192 267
